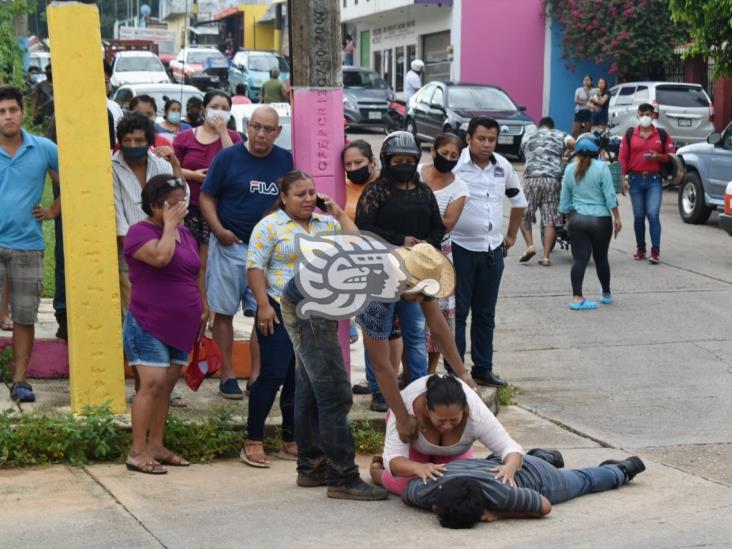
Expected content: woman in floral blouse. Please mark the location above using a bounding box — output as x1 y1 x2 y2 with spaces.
243 170 354 467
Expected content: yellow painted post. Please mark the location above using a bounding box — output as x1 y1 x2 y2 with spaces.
47 3 126 414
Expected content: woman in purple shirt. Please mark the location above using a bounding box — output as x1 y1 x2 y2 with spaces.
123 175 207 474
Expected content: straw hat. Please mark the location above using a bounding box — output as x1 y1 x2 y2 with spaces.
394 243 455 299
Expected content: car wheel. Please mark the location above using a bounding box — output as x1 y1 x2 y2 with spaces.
678 171 712 224
406 119 420 145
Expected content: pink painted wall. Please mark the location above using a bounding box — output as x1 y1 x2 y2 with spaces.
460 0 546 121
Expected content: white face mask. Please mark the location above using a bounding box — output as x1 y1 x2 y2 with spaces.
206 108 231 124
639 115 653 128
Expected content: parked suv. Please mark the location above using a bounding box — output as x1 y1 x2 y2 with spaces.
169 47 229 90
406 82 535 157
676 122 732 226
228 50 290 102
343 66 394 130
608 81 714 147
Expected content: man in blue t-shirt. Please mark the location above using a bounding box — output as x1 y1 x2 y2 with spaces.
0 86 59 403
200 105 293 399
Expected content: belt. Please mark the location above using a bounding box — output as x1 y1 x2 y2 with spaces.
628 171 661 177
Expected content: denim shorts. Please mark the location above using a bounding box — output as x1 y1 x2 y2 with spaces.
123 311 189 367
206 236 257 316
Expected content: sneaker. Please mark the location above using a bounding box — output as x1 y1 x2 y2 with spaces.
370 392 388 413
219 378 244 400
526 448 564 469
327 479 389 501
297 472 328 487
352 380 371 395
648 250 660 264
599 456 646 482
633 248 646 260
11 381 36 403
55 321 68 341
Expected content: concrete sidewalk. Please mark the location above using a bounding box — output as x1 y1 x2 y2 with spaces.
1 406 730 548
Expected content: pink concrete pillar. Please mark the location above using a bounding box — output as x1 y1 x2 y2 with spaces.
291 88 351 371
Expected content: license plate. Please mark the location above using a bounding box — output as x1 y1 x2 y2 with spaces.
368 111 382 120
678 118 692 127
498 134 514 145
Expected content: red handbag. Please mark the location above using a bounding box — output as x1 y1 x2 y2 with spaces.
184 336 222 391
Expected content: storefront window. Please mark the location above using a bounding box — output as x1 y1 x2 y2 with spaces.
373 50 382 76
395 47 405 92
383 48 393 89
422 31 450 83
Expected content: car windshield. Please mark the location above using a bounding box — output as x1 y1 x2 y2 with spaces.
116 56 164 72
655 85 710 108
187 51 227 64
278 56 290 73
248 54 280 72
343 70 388 89
447 87 517 111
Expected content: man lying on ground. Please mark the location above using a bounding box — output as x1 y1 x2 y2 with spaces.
371 449 645 529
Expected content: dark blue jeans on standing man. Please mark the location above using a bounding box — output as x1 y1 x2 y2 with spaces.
247 297 295 443
451 243 504 378
281 296 360 486
628 174 663 251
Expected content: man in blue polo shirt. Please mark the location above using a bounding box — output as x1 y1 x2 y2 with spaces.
200 105 293 399
0 86 59 403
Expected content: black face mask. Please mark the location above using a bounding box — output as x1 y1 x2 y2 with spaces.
434 151 458 173
346 165 371 184
389 163 417 183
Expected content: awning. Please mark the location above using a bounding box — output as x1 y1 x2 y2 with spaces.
190 26 219 36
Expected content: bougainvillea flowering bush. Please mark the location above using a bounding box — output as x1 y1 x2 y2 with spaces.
544 0 687 80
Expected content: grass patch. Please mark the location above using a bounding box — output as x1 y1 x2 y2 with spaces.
41 176 55 299
498 384 522 406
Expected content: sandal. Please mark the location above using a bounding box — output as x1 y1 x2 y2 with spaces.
0 319 12 331
126 458 167 475
276 441 298 461
155 451 190 467
519 248 536 263
538 258 551 267
569 299 598 311
241 441 270 468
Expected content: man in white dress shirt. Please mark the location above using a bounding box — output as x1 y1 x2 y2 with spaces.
450 117 527 387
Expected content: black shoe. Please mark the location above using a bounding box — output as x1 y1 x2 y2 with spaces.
352 381 371 395
472 371 507 387
55 321 68 341
527 448 564 469
327 479 388 501
297 472 328 487
370 392 388 413
599 456 646 482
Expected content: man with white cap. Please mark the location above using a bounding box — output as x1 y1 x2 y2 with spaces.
405 59 425 105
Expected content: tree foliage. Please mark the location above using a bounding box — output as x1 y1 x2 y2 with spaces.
670 0 732 77
0 0 34 87
545 0 687 81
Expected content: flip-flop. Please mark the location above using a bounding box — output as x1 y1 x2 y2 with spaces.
538 258 551 267
569 299 598 311
156 452 190 467
0 319 12 331
240 445 271 468
126 459 168 475
519 249 536 263
276 443 298 461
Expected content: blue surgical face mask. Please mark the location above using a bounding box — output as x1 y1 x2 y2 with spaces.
121 145 148 163
167 112 182 124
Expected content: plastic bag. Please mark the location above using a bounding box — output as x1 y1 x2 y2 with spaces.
184 336 222 391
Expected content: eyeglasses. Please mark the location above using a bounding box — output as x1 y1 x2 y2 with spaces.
166 178 186 188
248 122 278 135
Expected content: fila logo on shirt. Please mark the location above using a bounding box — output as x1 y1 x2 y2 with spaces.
250 180 279 195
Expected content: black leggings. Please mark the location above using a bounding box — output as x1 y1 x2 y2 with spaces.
568 213 612 297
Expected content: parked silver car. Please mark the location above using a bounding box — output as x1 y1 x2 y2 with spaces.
676 122 732 225
343 66 394 129
608 81 714 147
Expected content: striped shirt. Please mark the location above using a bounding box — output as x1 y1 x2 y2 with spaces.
402 457 544 513
112 151 178 237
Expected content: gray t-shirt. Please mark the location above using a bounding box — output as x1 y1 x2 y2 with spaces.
401 457 544 513
521 128 570 180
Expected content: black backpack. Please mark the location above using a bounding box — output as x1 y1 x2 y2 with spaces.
624 126 673 179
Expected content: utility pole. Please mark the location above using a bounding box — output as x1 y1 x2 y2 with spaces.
288 0 350 368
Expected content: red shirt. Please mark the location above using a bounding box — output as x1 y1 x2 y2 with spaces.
619 126 675 176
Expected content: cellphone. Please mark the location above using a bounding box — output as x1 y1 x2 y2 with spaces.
644 152 653 160
315 195 327 211
500 241 508 258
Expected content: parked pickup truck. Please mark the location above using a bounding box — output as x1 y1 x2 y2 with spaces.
676 123 732 226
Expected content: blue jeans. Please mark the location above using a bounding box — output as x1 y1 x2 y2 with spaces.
247 297 295 442
451 244 504 377
281 297 359 486
528 455 625 504
122 311 189 367
362 300 426 394
628 174 662 251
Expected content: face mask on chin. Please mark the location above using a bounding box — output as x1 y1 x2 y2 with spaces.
346 165 371 184
639 115 653 128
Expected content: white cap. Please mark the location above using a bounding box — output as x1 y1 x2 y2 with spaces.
410 59 424 72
